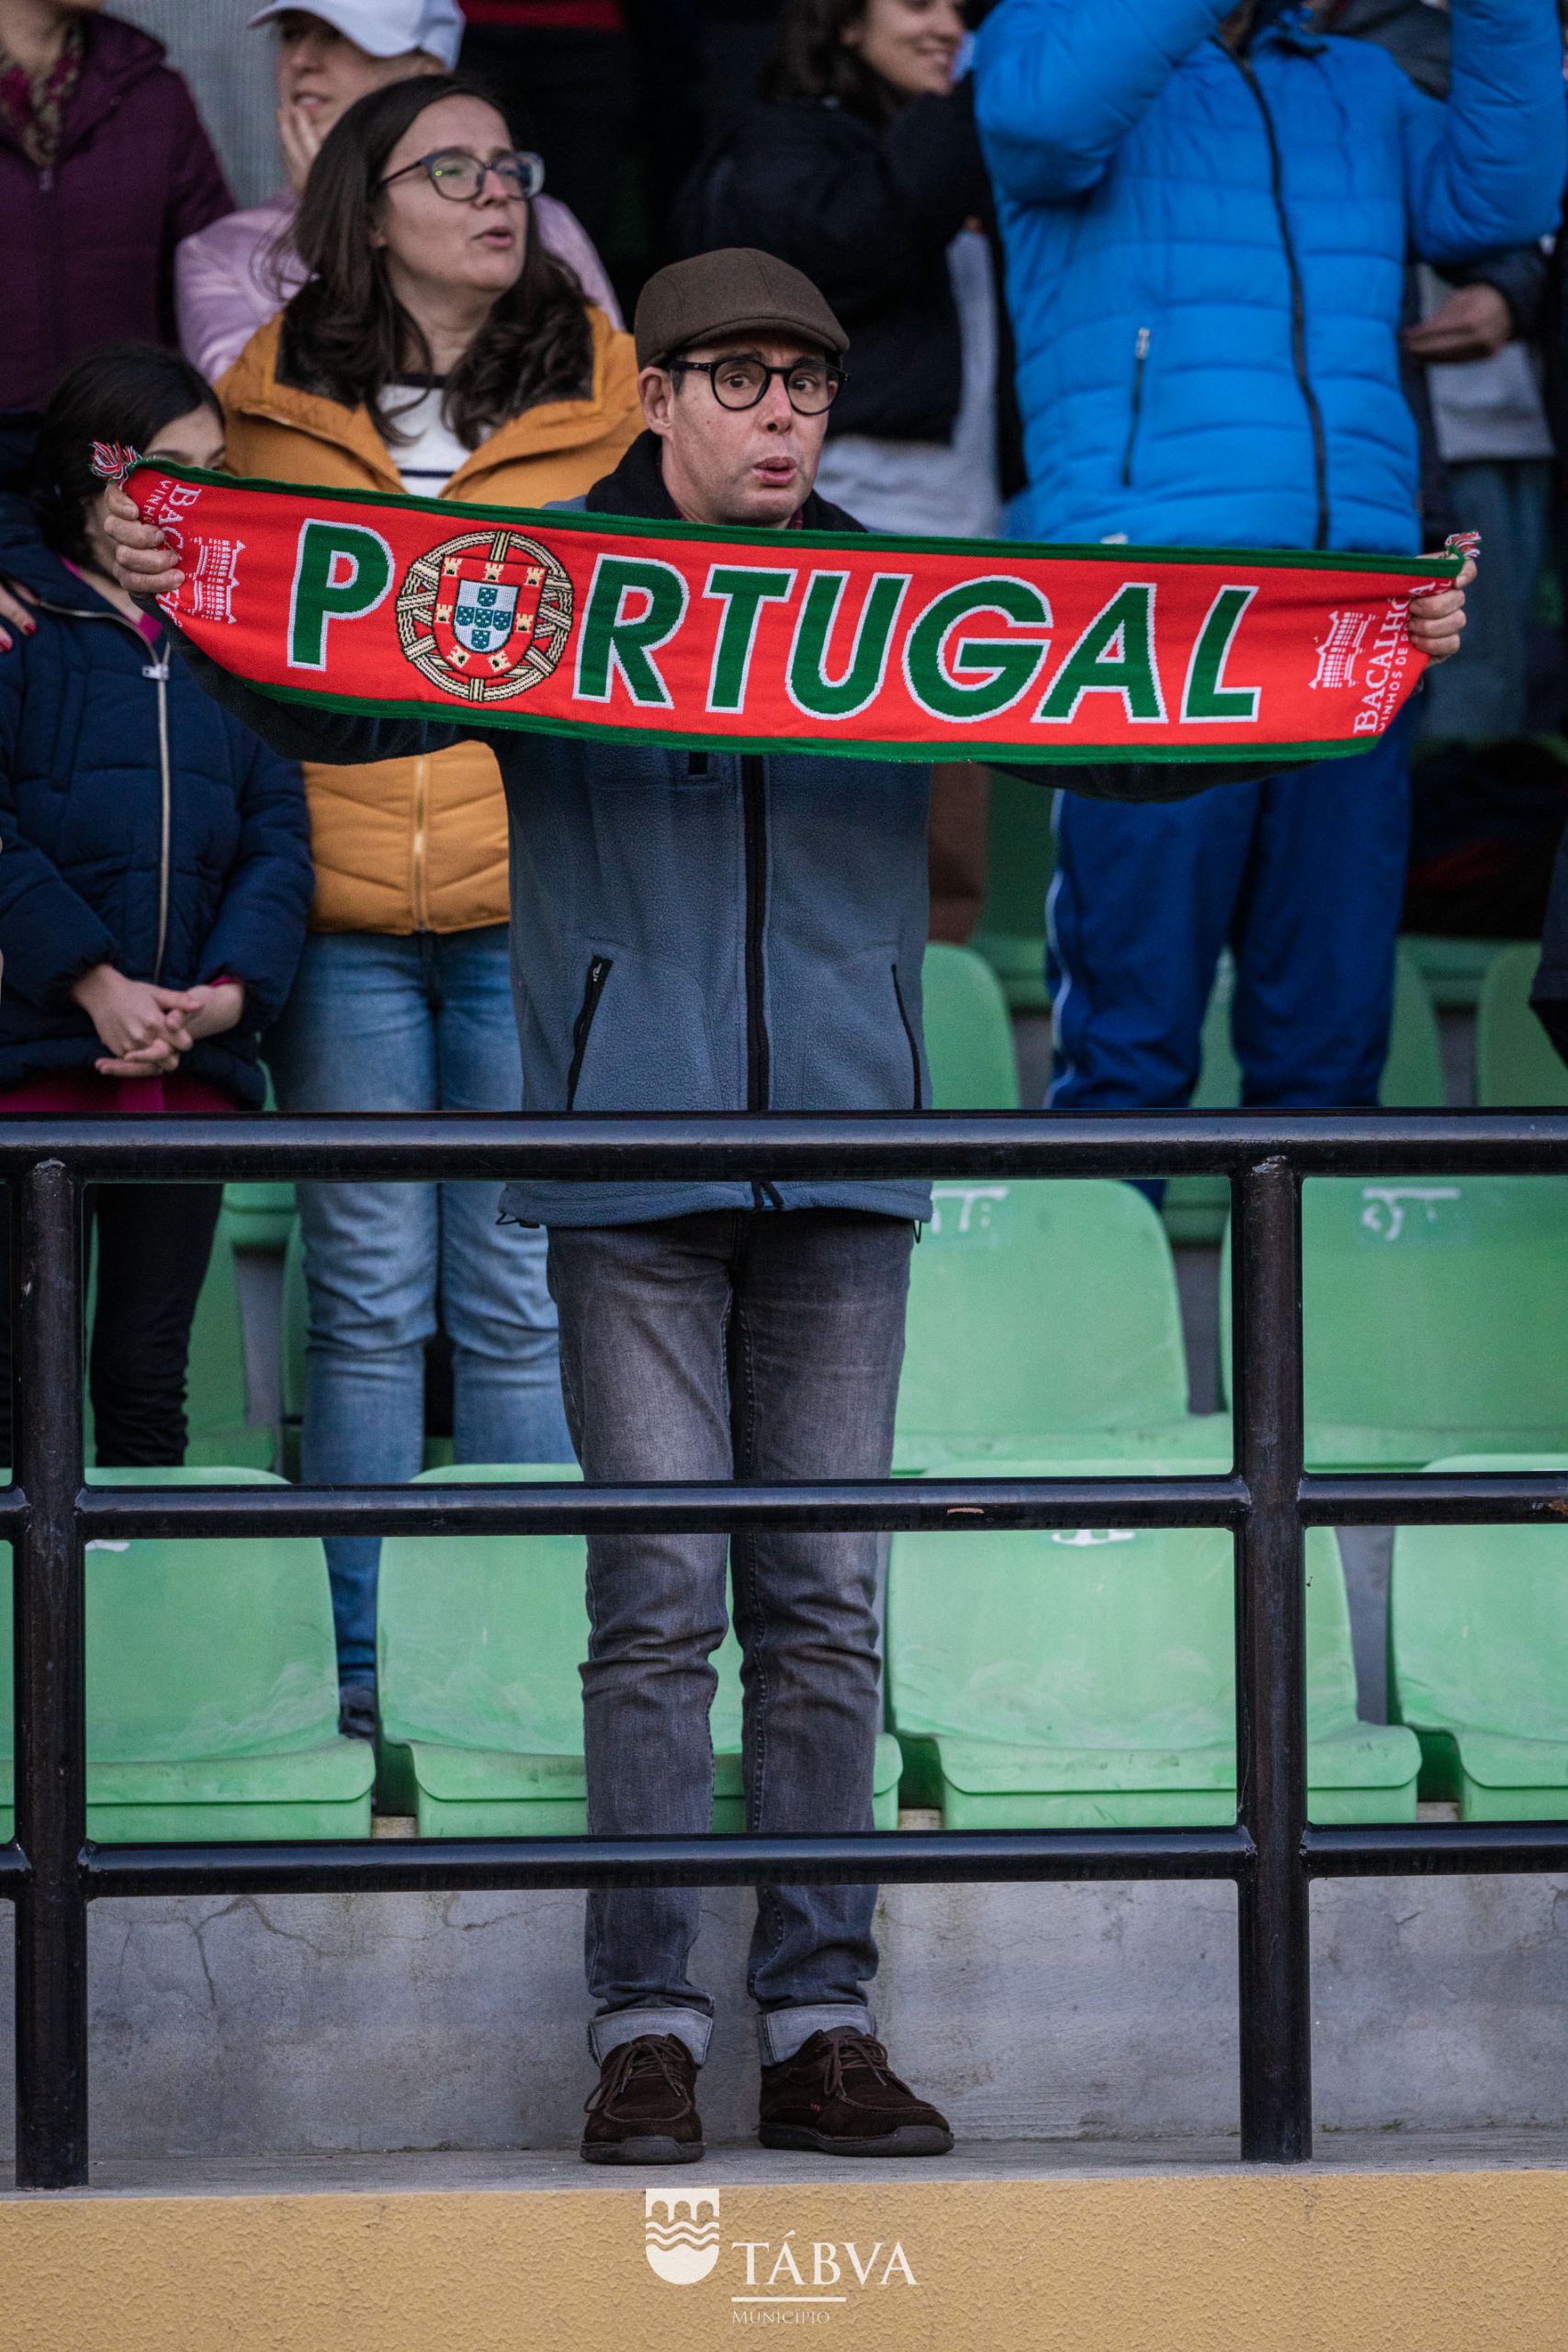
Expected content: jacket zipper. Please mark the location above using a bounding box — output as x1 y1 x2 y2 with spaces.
892 964 923 1111
740 754 774 1210
1229 50 1330 549
566 955 612 1109
412 752 429 930
1120 327 1151 488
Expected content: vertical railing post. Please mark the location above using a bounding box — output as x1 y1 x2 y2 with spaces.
13 1160 89 2188
1232 1155 1311 2161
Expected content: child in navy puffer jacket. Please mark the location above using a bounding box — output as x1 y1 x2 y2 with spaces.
0 344 311 1465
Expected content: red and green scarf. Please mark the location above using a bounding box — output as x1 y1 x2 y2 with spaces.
112 458 1465 768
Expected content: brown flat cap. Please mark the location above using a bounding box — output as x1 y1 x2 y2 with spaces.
634 248 848 369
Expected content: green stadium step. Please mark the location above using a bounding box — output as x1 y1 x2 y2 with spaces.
0 1468 372 1843
378 1464 901 1836
1220 1176 1568 1469
895 1173 1225 1472
1165 942 1445 1247
1475 941 1568 1108
887 1461 1418 1827
1391 1452 1568 1819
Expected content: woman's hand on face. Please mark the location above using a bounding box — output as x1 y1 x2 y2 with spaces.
0 578 37 652
179 980 246 1043
69 965 197 1073
101 486 186 604
1408 553 1477 668
277 98 325 195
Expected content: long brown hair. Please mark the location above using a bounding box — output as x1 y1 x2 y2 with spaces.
761 0 907 126
277 74 595 449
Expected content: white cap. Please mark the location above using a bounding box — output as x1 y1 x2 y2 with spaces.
247 1 465 72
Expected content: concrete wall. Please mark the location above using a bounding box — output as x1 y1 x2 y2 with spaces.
0 1872 1563 2157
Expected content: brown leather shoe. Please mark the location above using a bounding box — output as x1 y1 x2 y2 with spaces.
581 2033 705 2165
759 2028 953 2157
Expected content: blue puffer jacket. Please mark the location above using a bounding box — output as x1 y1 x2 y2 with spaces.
0 508 312 1104
975 0 1567 553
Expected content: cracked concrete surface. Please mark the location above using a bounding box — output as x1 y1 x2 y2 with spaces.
0 1874 1562 2156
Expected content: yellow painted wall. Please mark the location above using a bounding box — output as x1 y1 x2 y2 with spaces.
1 2166 1564 2352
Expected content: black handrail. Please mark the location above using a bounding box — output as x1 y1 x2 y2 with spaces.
7 1109 1568 2188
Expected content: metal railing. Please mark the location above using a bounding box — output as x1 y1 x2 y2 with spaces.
6 1108 1568 2190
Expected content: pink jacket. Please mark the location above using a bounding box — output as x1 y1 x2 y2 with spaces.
175 188 622 384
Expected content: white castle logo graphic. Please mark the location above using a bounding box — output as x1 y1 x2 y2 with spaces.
1311 608 1372 690
645 2189 720 2285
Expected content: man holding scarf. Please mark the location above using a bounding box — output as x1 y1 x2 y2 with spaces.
105 246 1471 2164
975 0 1563 1137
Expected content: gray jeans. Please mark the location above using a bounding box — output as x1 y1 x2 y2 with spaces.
546 1208 913 2067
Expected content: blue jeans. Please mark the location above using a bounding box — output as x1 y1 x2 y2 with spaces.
267 928 573 1680
546 1208 912 2068
1049 715 1413 1114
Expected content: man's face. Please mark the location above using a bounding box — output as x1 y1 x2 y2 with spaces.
640 336 838 529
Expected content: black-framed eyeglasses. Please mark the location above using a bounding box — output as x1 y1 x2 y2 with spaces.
667 356 846 416
378 148 546 202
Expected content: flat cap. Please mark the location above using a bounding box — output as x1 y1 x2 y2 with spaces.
635 249 848 370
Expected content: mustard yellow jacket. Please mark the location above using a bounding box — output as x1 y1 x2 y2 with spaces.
219 308 640 933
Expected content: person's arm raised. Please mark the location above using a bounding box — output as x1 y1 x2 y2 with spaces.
974 0 1235 207
1400 0 1567 266
102 485 458 770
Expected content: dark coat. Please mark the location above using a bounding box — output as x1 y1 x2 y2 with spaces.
673 85 991 444
0 13 231 411
0 509 312 1105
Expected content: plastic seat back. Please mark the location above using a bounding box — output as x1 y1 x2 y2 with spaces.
1167 944 1444 1245
921 943 1020 1109
1222 1175 1568 1457
378 1465 745 1760
1390 1453 1568 1754
888 1505 1359 1758
1476 941 1568 1108
80 1467 342 1761
969 769 1055 1011
896 1179 1190 1454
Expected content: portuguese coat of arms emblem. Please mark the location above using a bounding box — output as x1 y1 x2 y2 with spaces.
395 526 573 702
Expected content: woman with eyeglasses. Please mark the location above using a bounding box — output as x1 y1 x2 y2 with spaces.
219 72 641 1737
175 2 623 387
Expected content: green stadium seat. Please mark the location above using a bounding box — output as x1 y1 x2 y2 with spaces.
84 1218 271 1472
1475 941 1568 1108
378 1465 904 1835
281 1216 307 1442
887 1463 1419 1826
921 943 1020 1109
895 1178 1229 1470
969 768 1054 1012
1401 933 1506 1012
220 1075 298 1254
221 1184 297 1255
0 1468 372 1841
1390 1453 1568 1818
1166 943 1445 1246
1220 1176 1568 1467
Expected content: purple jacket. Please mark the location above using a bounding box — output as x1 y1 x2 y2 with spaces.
0 14 231 411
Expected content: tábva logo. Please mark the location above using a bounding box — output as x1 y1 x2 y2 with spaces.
396 526 572 704
645 2188 720 2286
